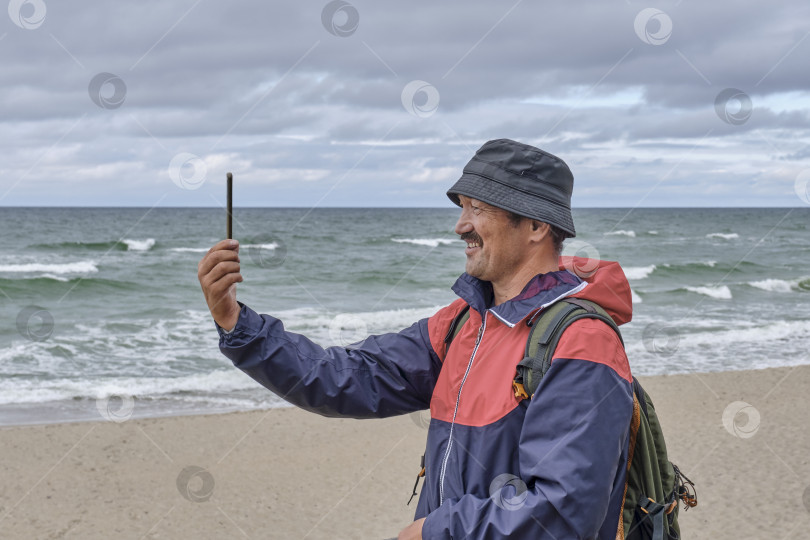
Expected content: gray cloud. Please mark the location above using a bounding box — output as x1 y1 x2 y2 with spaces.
0 0 808 207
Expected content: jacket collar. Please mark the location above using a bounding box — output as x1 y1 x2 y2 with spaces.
451 270 586 328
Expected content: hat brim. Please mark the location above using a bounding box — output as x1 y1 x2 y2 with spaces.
447 173 576 237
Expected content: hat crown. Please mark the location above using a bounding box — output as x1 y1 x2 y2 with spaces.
447 138 577 237
468 139 573 201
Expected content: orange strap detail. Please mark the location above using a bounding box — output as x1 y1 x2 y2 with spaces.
615 394 641 540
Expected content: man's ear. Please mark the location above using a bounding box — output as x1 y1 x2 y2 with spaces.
529 221 550 242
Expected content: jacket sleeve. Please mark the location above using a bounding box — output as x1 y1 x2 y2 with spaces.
422 319 634 539
217 303 444 418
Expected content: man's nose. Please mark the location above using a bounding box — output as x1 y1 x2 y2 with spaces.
454 211 472 236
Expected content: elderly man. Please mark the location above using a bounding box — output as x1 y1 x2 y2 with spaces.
198 139 634 539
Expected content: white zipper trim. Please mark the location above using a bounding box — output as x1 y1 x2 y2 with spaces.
539 281 588 311
438 312 487 505
487 281 589 328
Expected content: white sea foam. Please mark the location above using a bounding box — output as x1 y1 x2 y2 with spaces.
647 230 659 235
702 261 718 267
0 369 262 406
169 247 210 253
706 233 739 240
748 278 797 293
392 238 456 248
631 289 642 304
604 230 636 238
625 319 810 374
685 285 733 300
686 320 810 349
624 265 656 280
0 261 98 274
39 273 70 282
243 243 278 250
123 238 155 251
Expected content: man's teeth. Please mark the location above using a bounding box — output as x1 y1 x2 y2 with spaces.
467 242 480 248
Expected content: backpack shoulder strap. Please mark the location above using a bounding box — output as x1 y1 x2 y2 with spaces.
514 298 623 399
443 304 470 350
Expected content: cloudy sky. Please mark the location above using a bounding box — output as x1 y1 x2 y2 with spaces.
1 0 809 207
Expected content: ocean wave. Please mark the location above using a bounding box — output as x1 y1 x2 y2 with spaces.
684 285 733 300
0 260 98 274
706 233 739 240
39 273 70 282
630 289 642 304
29 240 127 251
123 238 155 251
748 278 809 293
624 265 656 280
0 369 262 406
647 231 658 235
625 319 810 374
392 238 457 248
169 247 210 253
242 242 278 250
604 230 636 238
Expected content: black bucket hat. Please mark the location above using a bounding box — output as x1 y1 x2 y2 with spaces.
447 139 576 237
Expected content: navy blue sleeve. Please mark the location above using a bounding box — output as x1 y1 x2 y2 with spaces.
217 303 443 418
422 358 633 539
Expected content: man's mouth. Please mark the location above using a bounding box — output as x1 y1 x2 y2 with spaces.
461 233 482 250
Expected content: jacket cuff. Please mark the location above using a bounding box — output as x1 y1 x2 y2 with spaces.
215 302 259 343
421 507 450 540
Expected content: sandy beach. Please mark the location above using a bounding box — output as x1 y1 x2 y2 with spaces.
2 365 809 539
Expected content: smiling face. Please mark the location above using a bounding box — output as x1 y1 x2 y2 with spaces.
454 195 532 285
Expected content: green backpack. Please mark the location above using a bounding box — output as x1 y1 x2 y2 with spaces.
443 297 697 540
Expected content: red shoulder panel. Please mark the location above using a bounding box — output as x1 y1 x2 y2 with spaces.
553 318 632 383
427 298 469 362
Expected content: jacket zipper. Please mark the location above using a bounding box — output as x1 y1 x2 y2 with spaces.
438 312 487 505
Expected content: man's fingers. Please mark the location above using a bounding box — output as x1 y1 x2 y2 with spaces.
198 247 240 279
209 271 243 298
201 261 241 290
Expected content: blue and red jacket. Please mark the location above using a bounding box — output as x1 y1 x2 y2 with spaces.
218 257 635 539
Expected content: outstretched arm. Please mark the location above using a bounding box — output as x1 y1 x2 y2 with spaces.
217 304 443 418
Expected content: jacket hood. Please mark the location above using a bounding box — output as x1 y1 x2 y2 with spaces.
559 256 633 325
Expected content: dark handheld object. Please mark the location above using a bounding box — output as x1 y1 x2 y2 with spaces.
226 172 233 239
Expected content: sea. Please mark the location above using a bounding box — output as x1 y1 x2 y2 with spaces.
1 207 808 426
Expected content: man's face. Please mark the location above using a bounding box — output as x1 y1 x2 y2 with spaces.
453 195 529 283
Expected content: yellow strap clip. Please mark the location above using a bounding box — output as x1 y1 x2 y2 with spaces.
513 381 529 400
